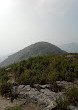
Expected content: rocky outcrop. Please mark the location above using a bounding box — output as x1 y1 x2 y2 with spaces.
12 81 78 110
69 105 78 110
56 81 78 90
13 85 61 110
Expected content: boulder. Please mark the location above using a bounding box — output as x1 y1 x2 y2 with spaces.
69 105 78 110
13 83 78 110
14 85 59 109
56 81 78 90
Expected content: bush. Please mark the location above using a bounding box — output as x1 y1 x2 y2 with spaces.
65 72 76 82
56 96 69 110
17 70 38 85
66 86 78 105
5 105 21 110
50 82 64 92
0 82 12 97
1 54 78 87
0 69 8 83
50 82 59 92
49 72 60 84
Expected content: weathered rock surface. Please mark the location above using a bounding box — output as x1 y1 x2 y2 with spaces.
69 105 78 110
13 85 61 110
12 81 78 110
56 81 78 90
0 95 26 110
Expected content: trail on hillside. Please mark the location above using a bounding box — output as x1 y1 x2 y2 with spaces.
0 95 43 110
0 96 25 110
0 73 43 110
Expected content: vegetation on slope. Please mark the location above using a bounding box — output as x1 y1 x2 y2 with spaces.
5 105 21 110
0 53 78 86
11 53 78 85
0 53 78 109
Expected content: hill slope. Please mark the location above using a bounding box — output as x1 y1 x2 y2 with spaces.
60 42 78 53
0 56 8 63
0 54 78 110
0 42 66 67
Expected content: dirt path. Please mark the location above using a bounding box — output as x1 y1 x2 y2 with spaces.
8 73 15 84
0 95 44 110
0 96 15 110
0 95 26 110
22 100 44 110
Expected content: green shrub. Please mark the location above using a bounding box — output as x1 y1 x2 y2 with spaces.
66 86 78 105
0 82 12 97
35 84 41 91
49 72 60 84
50 82 64 92
5 105 21 110
50 82 59 92
65 72 76 82
17 70 39 85
0 69 8 83
1 54 78 87
56 96 69 110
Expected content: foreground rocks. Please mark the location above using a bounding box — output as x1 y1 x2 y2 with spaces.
56 81 78 90
12 81 78 110
69 105 78 110
0 95 26 110
14 85 58 110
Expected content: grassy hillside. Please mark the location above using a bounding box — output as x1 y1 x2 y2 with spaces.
0 53 78 86
0 53 78 110
13 53 78 85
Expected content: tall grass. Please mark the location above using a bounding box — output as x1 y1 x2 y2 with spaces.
5 105 21 110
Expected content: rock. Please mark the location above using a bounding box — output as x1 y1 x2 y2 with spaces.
69 105 78 110
65 55 76 59
7 97 10 100
12 84 66 110
13 82 18 86
5 67 11 72
56 81 78 90
33 84 40 88
17 85 25 93
40 89 58 101
18 85 31 92
22 85 31 91
12 86 18 94
40 85 50 89
45 101 57 110
33 84 50 90
15 85 59 109
18 85 25 90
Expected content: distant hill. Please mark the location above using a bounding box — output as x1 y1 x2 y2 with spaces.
0 41 66 67
60 43 78 53
0 56 8 63
0 53 13 63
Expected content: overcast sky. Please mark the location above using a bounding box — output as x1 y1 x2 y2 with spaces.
0 0 78 56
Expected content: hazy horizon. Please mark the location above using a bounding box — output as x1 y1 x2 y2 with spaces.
0 0 78 56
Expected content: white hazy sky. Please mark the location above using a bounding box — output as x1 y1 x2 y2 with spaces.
0 0 78 56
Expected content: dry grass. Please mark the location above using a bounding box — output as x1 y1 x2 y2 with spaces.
74 78 78 85
22 100 45 110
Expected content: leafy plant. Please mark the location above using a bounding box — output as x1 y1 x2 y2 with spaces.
56 96 69 110
65 86 78 105
0 82 12 97
5 105 21 110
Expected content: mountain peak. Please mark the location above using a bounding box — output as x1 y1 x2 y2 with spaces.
0 41 66 67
